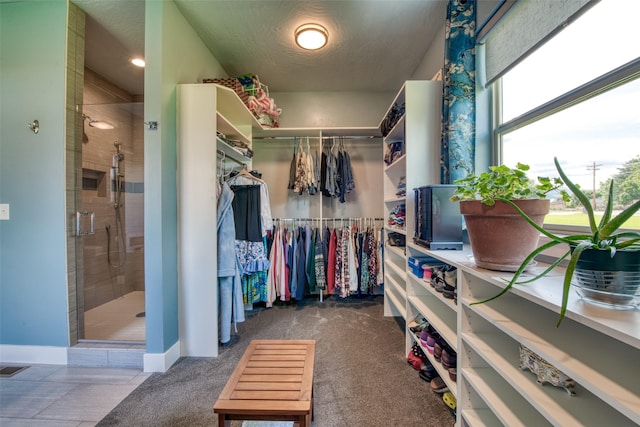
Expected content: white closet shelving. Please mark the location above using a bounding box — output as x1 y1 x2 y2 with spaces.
379 80 442 325
176 83 260 358
419 246 640 426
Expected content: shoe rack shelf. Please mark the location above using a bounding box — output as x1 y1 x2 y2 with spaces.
384 244 407 317
380 80 442 321
409 329 458 396
420 247 640 426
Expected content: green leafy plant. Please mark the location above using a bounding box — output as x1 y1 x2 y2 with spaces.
476 157 640 326
450 162 568 206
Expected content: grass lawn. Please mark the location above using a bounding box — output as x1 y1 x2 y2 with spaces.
546 212 640 229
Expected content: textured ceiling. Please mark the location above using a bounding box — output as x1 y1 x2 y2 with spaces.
73 0 448 97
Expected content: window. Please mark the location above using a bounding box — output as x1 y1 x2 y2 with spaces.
496 0 640 230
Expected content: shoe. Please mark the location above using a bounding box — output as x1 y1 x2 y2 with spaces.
430 376 449 393
219 335 240 347
432 272 445 291
434 342 443 362
408 316 428 333
425 334 438 354
434 280 455 294
441 348 457 369
448 367 457 382
419 329 430 347
443 289 455 299
419 367 438 382
443 391 457 410
444 268 457 288
411 342 428 361
420 359 436 372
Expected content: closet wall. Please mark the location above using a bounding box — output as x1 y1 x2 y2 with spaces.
268 92 393 128
252 138 383 220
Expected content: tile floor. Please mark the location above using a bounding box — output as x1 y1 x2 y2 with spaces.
84 291 145 342
0 363 150 426
1 292 149 425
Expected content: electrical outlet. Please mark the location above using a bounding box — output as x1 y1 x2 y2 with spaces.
0 204 9 220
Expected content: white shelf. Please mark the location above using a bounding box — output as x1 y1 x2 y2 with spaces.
462 295 640 424
384 196 405 203
384 153 407 173
380 81 453 410
407 295 456 352
216 137 250 165
385 226 406 235
385 244 406 260
253 126 381 138
384 114 405 144
385 275 406 319
385 257 407 279
407 273 457 313
212 84 261 140
378 82 406 130
462 332 636 426
463 368 552 427
217 111 252 145
421 247 640 425
461 408 501 427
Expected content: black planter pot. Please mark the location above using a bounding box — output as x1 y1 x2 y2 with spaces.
572 248 640 309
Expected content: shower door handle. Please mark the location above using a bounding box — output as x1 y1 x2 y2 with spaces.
76 211 95 236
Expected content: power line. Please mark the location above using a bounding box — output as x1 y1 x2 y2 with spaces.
586 162 602 209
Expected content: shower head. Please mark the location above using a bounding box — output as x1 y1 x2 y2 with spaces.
82 114 115 130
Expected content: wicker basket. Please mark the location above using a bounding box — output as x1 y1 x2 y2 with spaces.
202 78 249 105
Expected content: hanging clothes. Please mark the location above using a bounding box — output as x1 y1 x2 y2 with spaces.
306 228 317 294
320 138 355 203
227 170 274 236
216 181 245 344
226 170 273 304
288 142 297 190
290 137 318 196
230 185 262 242
327 227 337 295
264 218 382 302
313 227 325 290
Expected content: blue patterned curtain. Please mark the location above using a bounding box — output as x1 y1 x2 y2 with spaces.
440 0 476 184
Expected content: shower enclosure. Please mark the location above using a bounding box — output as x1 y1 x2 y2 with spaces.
76 102 145 342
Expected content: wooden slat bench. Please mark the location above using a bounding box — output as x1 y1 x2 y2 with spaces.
214 339 316 427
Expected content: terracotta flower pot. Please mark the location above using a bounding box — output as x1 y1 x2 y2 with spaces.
460 199 550 272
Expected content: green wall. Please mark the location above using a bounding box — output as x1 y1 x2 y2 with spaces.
0 1 70 346
144 0 228 354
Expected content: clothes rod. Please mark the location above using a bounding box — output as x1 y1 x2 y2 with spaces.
253 135 380 141
273 217 384 221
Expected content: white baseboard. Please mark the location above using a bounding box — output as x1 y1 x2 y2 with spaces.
1 341 182 373
0 344 68 365
143 340 180 372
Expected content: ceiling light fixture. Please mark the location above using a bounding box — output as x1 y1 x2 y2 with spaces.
295 23 328 50
130 58 145 68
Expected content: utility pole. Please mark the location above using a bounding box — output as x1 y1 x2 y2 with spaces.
586 162 602 210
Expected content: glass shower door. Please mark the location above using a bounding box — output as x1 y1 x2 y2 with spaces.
76 102 145 342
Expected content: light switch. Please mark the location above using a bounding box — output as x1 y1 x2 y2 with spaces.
0 204 9 220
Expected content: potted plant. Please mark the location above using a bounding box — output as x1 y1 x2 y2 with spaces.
477 157 640 325
450 163 567 271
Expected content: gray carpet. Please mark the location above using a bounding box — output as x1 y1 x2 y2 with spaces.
97 296 454 426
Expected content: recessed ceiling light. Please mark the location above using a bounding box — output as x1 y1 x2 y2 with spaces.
295 24 328 50
130 58 145 68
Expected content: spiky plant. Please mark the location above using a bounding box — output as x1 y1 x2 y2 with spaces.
475 157 640 326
